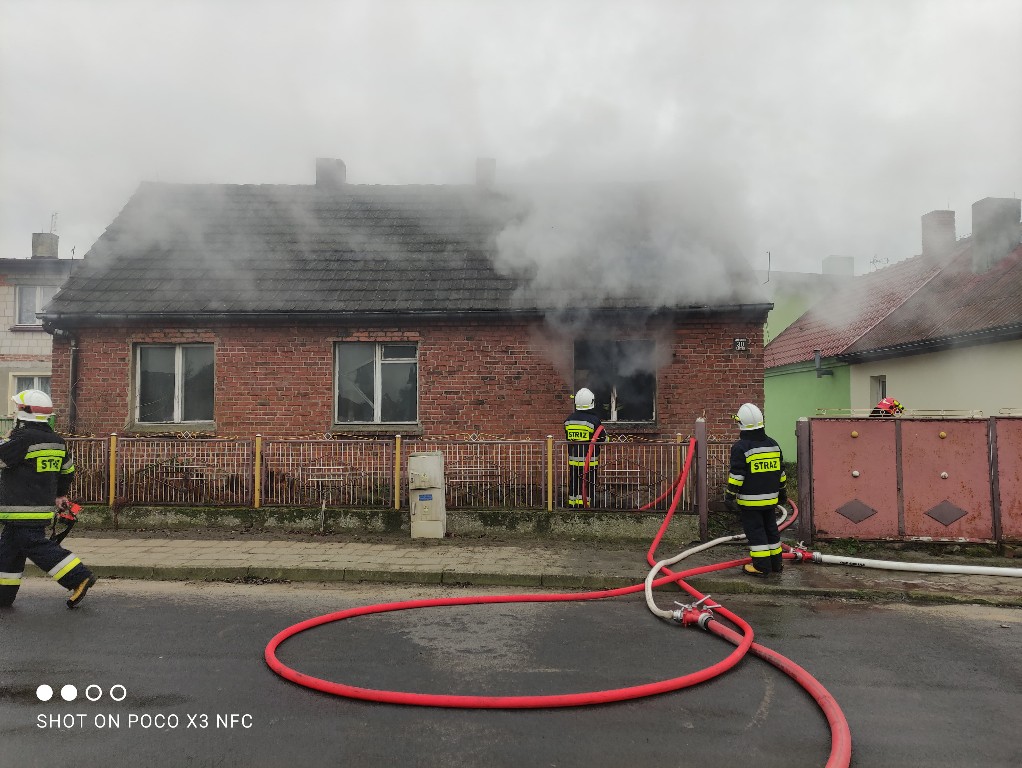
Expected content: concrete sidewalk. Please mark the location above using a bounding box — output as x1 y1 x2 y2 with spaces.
26 533 1022 607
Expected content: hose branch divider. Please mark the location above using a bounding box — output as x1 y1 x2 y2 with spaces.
265 437 853 767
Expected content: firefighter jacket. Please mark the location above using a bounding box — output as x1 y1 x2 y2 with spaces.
726 428 786 509
564 409 606 467
0 422 75 527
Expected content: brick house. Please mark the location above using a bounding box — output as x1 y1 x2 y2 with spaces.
1 232 75 422
41 160 771 441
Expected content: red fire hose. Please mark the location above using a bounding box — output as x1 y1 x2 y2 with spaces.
265 437 851 767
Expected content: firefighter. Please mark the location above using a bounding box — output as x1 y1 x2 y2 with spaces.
0 390 96 609
564 388 606 508
725 403 787 577
870 397 905 417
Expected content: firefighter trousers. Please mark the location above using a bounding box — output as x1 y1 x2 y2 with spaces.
567 464 598 507
0 524 94 606
738 505 784 573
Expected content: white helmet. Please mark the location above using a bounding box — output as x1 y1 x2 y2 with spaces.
12 389 53 422
733 402 764 431
574 388 595 411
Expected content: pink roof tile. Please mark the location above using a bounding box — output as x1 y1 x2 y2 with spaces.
764 253 943 367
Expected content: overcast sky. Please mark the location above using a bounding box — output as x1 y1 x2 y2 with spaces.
1 0 1020 276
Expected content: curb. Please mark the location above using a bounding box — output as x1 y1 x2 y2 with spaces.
28 564 1018 607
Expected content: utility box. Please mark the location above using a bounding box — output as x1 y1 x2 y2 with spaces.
408 451 446 539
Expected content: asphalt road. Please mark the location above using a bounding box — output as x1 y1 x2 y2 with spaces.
2 578 1019 768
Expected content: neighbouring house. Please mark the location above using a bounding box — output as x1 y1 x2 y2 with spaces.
0 232 76 426
765 197 1022 459
759 255 853 344
40 159 773 442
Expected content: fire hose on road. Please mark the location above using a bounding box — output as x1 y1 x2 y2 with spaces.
264 433 1020 767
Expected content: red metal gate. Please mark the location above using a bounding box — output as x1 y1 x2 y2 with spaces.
802 416 1019 544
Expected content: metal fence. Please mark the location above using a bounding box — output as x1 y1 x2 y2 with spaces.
65 435 723 512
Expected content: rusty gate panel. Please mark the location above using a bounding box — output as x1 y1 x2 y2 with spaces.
811 419 899 539
900 419 993 541
995 417 1022 539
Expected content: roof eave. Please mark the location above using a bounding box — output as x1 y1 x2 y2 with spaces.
836 324 1022 363
41 302 773 331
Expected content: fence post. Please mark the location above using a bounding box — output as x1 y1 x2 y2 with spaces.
695 419 707 541
394 434 402 510
546 435 553 512
254 434 262 509
108 433 118 507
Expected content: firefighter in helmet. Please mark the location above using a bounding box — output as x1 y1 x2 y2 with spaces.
870 397 905 417
0 390 97 609
725 403 787 577
564 388 606 508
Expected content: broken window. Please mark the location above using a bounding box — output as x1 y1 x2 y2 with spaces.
335 342 418 424
573 340 656 422
136 344 214 423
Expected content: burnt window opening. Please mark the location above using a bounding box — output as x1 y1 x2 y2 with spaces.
573 340 656 423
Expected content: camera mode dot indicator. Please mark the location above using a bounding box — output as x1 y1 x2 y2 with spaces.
36 685 54 702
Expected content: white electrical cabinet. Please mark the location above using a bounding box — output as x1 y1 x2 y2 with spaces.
408 451 446 539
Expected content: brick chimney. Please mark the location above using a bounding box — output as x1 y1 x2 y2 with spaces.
315 158 347 188
31 232 58 259
971 197 1021 272
921 210 956 261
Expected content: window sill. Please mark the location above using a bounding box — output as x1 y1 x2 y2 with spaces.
330 423 424 437
126 422 217 436
9 325 48 332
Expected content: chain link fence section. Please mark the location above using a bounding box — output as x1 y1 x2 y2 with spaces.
261 439 395 509
114 438 255 506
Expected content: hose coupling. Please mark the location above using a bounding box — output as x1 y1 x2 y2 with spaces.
789 547 819 563
671 596 720 626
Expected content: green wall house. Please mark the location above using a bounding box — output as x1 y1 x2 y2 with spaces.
764 358 849 459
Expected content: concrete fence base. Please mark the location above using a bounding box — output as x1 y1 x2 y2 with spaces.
75 505 700 546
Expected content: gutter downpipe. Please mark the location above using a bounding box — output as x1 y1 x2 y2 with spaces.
68 335 80 433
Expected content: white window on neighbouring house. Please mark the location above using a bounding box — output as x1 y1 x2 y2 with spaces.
870 375 887 407
573 339 657 422
136 344 214 423
335 342 418 424
15 285 59 326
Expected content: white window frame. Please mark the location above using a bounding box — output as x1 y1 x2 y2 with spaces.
15 285 59 326
334 342 418 424
135 343 215 424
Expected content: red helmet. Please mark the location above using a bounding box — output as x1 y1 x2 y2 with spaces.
875 397 904 415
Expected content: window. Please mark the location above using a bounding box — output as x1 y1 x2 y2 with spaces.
335 342 417 423
136 344 214 423
16 285 59 326
14 375 51 395
9 375 51 417
870 375 887 407
574 340 656 422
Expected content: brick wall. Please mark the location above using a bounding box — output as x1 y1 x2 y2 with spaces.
51 314 765 440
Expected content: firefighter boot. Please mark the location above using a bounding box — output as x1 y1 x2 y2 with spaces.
67 576 97 609
771 553 784 574
742 562 770 578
